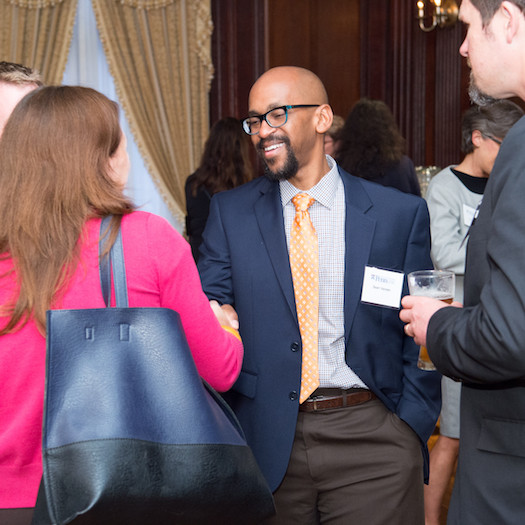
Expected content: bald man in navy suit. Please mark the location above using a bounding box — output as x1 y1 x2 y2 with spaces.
199 66 440 525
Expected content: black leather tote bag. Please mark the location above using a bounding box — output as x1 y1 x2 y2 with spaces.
32 217 275 525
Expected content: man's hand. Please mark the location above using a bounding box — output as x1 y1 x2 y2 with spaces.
399 296 462 347
221 304 239 330
209 301 239 330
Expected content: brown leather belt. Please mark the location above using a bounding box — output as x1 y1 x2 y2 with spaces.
299 388 378 412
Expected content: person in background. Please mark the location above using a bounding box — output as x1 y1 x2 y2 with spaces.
0 86 242 525
401 1 525 522
198 65 440 524
423 100 523 525
336 98 421 196
323 114 344 156
185 116 253 263
0 61 42 137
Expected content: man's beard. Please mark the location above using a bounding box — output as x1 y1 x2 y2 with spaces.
468 70 498 106
257 136 299 181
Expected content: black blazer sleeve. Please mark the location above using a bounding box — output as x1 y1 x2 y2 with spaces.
427 117 525 384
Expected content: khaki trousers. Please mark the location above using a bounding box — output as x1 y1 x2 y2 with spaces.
264 398 424 525
0 508 34 525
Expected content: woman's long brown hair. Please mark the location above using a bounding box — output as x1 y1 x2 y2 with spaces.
190 116 253 196
0 86 134 335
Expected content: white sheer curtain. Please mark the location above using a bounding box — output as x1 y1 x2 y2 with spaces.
62 0 181 232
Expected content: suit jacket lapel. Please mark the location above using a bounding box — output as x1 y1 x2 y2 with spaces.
253 170 376 331
254 179 297 319
340 169 376 341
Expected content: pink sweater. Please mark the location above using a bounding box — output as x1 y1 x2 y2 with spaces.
0 212 243 508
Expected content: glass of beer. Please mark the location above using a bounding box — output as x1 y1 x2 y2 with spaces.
407 270 455 371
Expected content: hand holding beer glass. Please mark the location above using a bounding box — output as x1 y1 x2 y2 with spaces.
407 270 455 370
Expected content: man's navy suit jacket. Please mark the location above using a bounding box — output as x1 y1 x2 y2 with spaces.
198 167 441 492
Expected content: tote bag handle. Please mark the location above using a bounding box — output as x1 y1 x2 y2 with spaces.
99 215 128 308
97 215 248 437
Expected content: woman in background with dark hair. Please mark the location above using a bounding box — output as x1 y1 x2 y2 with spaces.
185 116 253 262
336 98 421 196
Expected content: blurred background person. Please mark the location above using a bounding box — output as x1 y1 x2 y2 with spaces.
323 114 344 157
423 99 524 525
185 116 253 263
336 98 421 196
0 61 42 137
0 86 242 524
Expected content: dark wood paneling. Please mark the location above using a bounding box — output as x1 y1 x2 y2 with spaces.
266 0 360 120
434 24 464 168
210 0 266 124
360 2 389 102
312 1 360 120
360 0 466 167
267 1 311 68
210 0 470 169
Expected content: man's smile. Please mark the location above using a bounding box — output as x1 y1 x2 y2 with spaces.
263 142 285 157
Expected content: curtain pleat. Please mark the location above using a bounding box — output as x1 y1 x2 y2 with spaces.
0 0 78 85
0 0 212 219
91 0 214 221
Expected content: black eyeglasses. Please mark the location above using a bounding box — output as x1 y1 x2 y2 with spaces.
242 105 320 135
483 134 502 145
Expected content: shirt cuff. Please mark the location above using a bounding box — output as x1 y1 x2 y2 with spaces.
221 325 242 342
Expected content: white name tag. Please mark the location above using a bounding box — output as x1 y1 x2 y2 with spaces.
361 266 405 309
463 204 476 227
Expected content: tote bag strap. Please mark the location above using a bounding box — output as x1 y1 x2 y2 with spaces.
98 216 245 440
99 215 129 308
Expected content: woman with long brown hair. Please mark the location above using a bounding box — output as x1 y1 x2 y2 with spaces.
185 116 253 262
0 86 242 523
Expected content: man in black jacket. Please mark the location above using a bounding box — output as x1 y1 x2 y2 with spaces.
401 1 525 524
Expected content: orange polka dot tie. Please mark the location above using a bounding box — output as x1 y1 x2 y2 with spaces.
290 193 319 403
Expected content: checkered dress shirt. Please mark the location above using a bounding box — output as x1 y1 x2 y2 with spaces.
280 156 368 389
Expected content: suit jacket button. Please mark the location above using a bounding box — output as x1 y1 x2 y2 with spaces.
289 391 298 401
290 342 299 352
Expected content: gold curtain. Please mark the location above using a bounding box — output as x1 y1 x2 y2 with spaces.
0 0 78 85
91 0 214 222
